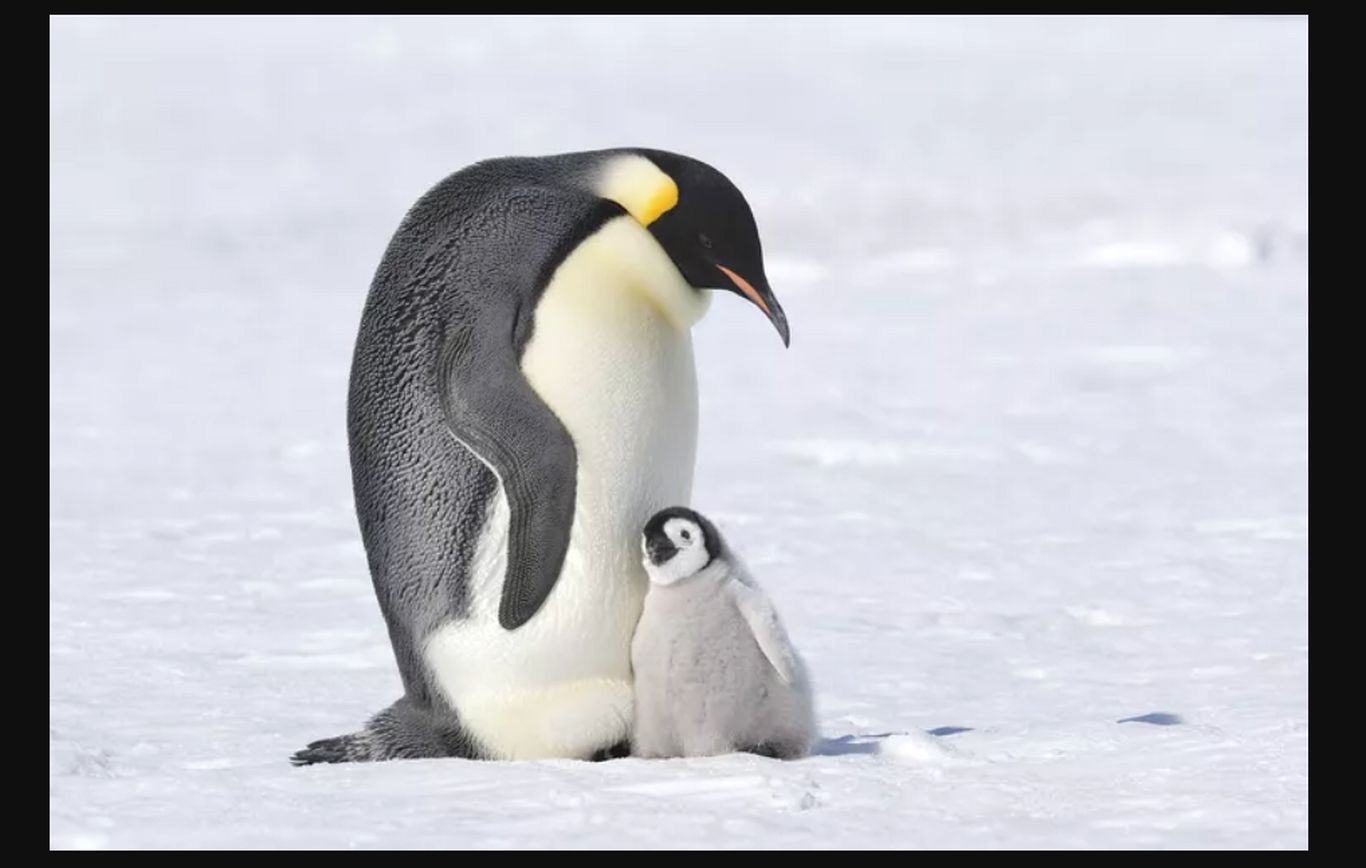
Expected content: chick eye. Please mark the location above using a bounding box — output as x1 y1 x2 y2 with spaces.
680 530 692 541
698 234 713 249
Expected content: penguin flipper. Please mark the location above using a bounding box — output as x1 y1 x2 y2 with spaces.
438 328 577 631
728 579 801 686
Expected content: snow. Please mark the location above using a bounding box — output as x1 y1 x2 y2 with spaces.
50 15 1307 849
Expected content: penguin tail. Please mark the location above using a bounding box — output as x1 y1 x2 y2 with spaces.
290 732 375 766
290 698 483 765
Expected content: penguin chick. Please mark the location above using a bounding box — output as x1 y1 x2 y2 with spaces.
630 507 816 760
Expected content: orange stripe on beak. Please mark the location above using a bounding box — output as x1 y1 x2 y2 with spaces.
716 264 771 317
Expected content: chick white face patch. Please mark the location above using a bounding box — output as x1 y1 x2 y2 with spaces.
643 517 709 585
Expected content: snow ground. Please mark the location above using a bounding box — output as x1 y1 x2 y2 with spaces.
50 15 1307 849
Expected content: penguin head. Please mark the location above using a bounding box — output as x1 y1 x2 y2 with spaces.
597 149 790 347
641 506 724 585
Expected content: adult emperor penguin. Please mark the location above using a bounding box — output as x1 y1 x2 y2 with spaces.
291 149 788 765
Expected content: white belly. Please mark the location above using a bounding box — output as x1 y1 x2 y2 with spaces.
423 216 709 759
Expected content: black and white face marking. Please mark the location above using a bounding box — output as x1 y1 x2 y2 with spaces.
641 506 723 586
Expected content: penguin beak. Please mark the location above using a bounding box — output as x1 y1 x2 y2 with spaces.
715 264 790 348
645 536 677 566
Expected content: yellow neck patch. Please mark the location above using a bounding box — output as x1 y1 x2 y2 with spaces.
596 154 679 227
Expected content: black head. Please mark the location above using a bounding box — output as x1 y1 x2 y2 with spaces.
630 149 789 347
641 506 725 579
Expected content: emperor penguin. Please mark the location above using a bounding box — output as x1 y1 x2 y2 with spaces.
291 149 788 765
631 507 816 760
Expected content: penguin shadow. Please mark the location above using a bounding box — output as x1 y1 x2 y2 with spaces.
813 727 974 757
1117 711 1184 726
813 713 1185 756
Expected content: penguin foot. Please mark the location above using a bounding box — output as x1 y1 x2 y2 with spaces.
743 741 806 761
588 740 632 762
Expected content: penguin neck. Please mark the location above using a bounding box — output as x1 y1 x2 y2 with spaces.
646 558 729 591
565 214 711 331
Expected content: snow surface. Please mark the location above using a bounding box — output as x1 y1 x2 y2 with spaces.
50 15 1308 849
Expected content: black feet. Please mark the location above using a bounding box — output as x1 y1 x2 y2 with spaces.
588 740 632 762
744 742 802 760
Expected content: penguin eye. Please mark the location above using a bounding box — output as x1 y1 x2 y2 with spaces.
698 234 713 250
680 529 692 541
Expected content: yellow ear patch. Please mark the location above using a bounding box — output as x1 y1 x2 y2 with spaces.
596 155 679 227
637 174 679 226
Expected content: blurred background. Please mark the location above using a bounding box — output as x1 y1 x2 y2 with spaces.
50 16 1307 849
